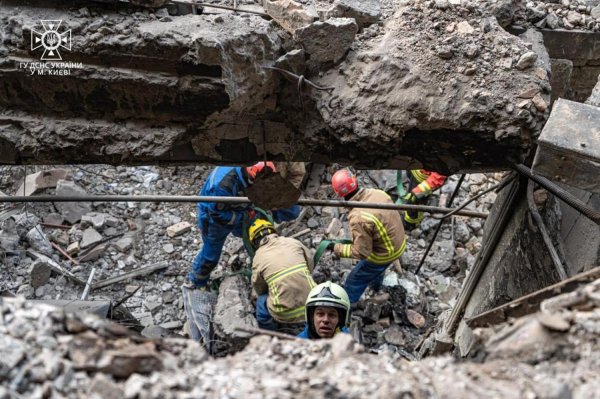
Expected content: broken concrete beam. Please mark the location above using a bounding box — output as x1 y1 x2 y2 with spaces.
54 180 92 224
92 262 169 290
264 0 317 34
532 99 600 193
213 275 258 354
166 222 192 238
294 18 358 64
15 169 69 197
325 0 381 29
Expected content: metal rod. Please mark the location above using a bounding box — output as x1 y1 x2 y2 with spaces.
81 267 96 300
51 242 80 266
234 326 303 341
0 195 489 218
193 2 270 17
513 163 600 225
40 222 71 230
415 174 466 275
526 179 568 280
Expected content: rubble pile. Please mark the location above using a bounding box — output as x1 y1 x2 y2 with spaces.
524 0 600 31
0 164 498 356
2 275 600 398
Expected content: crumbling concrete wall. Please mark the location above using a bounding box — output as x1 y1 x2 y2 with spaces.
0 0 548 171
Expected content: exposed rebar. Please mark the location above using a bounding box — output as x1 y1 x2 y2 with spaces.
526 179 568 280
415 174 465 275
513 163 600 226
0 195 489 219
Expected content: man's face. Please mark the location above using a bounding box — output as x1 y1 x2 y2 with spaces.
313 306 339 338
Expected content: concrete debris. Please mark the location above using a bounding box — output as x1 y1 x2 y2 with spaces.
26 226 53 256
79 243 107 262
166 222 192 238
30 260 52 289
0 218 19 251
325 0 381 29
54 180 92 224
67 241 80 256
15 169 69 197
213 275 259 354
294 18 358 64
274 49 307 79
80 227 103 250
264 0 318 34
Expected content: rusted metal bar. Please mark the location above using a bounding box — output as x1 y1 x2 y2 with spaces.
0 195 489 219
526 179 568 280
465 265 600 328
51 242 80 266
234 326 304 341
41 222 71 230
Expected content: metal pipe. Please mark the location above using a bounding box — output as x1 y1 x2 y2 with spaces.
0 195 489 218
513 163 600 225
415 174 466 275
81 267 96 301
192 2 271 17
526 179 568 280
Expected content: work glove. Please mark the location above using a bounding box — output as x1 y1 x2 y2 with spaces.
247 209 256 220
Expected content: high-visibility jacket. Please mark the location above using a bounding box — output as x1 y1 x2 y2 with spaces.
274 162 306 189
334 188 406 265
252 235 316 323
410 170 447 197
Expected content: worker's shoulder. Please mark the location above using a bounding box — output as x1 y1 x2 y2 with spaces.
361 188 393 203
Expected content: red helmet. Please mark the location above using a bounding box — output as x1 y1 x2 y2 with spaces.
331 169 358 197
246 162 276 180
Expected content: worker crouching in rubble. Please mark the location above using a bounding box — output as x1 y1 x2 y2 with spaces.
298 282 351 339
250 219 316 333
402 170 447 230
189 162 301 288
327 169 407 304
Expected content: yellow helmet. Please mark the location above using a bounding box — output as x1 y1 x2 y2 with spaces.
248 218 276 247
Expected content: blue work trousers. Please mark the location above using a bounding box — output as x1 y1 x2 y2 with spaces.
256 294 278 331
189 216 244 287
344 259 390 304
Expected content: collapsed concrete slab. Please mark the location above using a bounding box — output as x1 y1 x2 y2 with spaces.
0 0 546 171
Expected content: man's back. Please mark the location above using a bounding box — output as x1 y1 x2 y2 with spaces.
252 235 315 323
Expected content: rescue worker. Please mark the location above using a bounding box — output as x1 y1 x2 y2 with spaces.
249 218 315 332
298 281 351 339
402 170 447 230
327 169 407 304
189 162 299 288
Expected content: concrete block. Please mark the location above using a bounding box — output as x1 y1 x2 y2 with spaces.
532 99 600 193
166 222 192 238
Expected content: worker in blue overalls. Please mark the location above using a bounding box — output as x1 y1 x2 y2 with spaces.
188 162 301 288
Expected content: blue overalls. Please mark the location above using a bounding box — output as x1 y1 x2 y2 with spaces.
189 167 251 287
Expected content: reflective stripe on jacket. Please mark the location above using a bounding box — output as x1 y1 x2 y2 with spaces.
334 188 406 265
252 235 316 323
410 170 447 197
